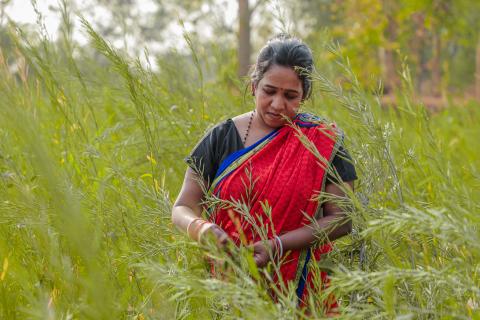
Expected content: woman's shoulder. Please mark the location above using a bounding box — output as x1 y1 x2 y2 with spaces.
295 112 345 137
207 112 252 133
295 112 333 126
196 117 242 151
208 118 235 132
296 112 325 123
231 112 254 133
198 118 237 141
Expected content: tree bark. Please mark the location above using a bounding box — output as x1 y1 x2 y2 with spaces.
383 12 398 94
0 1 6 25
476 37 480 101
238 0 251 77
431 31 442 97
410 12 427 95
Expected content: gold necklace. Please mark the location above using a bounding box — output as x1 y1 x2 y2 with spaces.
243 110 255 146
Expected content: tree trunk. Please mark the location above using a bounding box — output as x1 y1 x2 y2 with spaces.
431 31 442 97
410 12 427 95
0 2 5 25
238 0 251 78
476 38 480 101
383 13 398 94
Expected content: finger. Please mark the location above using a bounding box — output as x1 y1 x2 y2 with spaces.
218 233 230 246
256 258 266 268
211 225 227 239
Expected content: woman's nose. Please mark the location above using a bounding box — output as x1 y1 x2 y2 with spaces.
270 94 284 110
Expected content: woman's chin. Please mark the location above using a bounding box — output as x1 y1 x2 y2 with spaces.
266 119 288 129
265 113 290 126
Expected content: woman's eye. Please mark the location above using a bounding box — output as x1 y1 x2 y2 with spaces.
263 89 275 95
285 94 298 100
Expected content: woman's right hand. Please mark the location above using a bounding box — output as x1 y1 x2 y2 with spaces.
172 169 231 248
200 223 230 248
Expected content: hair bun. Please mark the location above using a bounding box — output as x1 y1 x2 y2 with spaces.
251 35 314 100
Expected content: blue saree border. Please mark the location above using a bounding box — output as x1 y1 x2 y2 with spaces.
214 129 279 180
209 112 336 303
296 248 312 302
214 113 323 180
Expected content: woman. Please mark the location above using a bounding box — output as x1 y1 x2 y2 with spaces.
172 34 356 307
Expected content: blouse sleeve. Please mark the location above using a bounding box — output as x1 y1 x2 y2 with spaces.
185 127 220 185
327 142 357 184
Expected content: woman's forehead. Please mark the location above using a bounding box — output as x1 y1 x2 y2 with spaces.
260 65 303 91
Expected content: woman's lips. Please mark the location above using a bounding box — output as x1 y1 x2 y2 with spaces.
267 112 282 118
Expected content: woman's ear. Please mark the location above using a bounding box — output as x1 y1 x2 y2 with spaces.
251 83 256 96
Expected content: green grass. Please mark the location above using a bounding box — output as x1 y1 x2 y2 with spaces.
0 19 479 319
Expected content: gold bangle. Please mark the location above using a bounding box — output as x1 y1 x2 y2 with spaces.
191 221 208 241
197 222 214 243
193 221 211 242
186 218 204 239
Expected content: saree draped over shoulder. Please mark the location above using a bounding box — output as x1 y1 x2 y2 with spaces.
208 113 342 303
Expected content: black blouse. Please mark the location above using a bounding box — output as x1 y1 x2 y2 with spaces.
186 119 357 185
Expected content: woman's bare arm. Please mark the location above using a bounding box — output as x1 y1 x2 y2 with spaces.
172 168 206 230
253 181 354 267
172 168 229 243
278 181 353 249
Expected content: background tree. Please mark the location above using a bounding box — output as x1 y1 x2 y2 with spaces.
282 0 480 103
78 0 221 55
237 0 269 77
237 0 250 77
2 0 479 101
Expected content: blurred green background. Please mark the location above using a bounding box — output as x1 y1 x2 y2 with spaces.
0 0 479 319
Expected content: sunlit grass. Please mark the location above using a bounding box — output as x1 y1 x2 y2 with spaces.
0 14 479 319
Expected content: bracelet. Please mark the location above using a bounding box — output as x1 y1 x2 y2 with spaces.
192 220 210 241
274 235 283 259
197 222 214 243
271 237 278 259
186 218 204 239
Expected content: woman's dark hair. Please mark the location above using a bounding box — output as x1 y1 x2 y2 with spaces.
251 34 314 100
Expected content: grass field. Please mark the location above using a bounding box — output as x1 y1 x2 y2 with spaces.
0 22 479 319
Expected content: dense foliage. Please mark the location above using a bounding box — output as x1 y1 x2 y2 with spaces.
0 5 479 320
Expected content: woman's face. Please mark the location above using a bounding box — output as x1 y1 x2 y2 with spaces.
253 64 303 129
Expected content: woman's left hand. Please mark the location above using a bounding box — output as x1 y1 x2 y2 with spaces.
252 240 274 268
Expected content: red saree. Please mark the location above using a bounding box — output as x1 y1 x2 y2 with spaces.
208 113 341 307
